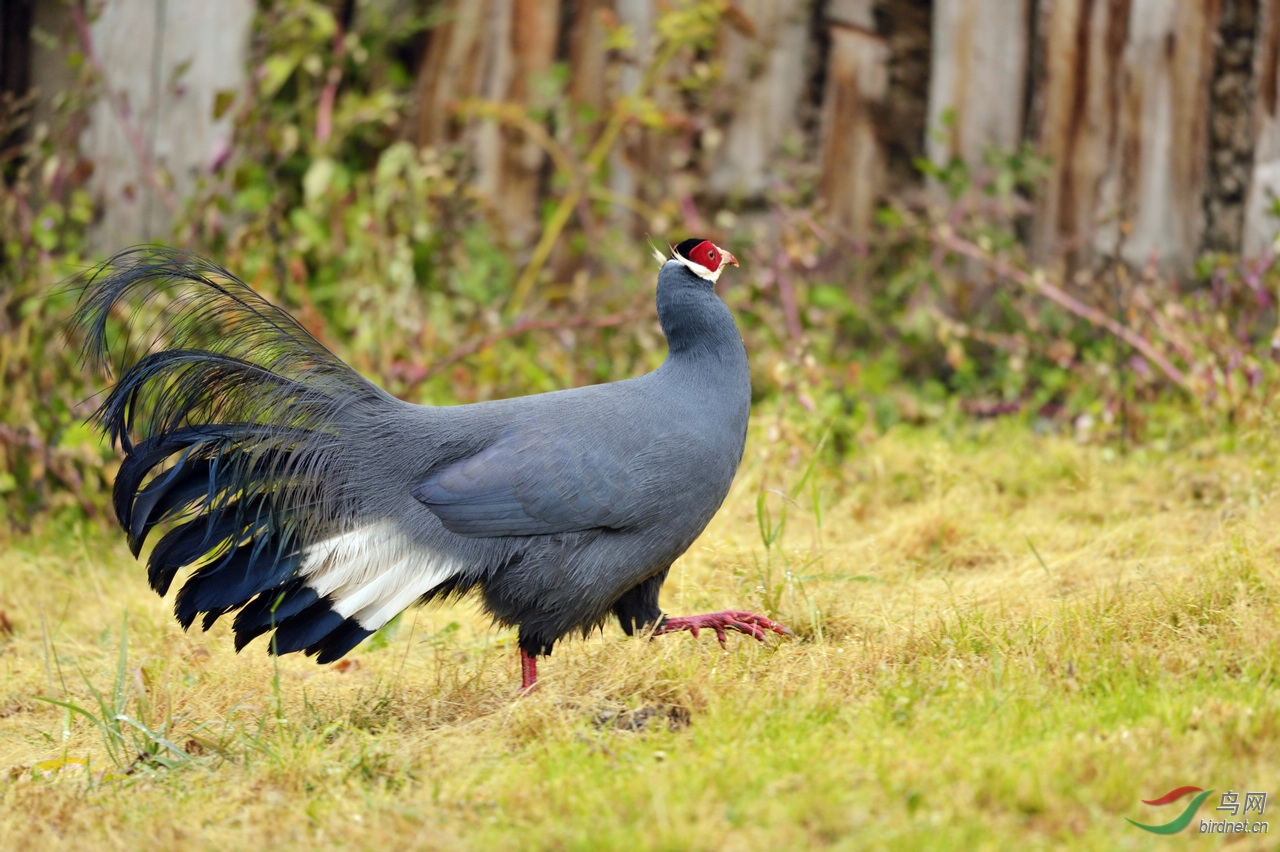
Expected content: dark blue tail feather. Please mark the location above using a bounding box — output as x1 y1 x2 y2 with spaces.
114 435 207 551
70 248 391 662
173 533 301 626
270 602 347 655
231 581 321 650
128 460 216 551
312 620 374 664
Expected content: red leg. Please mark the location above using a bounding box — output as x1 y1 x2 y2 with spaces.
653 610 792 648
520 648 539 693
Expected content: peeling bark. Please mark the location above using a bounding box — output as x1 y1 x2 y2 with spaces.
1031 0 1221 269
874 0 932 191
410 0 561 243
1202 1 1258 253
818 2 890 235
1244 0 1280 254
925 0 1030 167
706 0 811 200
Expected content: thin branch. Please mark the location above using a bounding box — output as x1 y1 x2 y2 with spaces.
456 99 579 186
935 228 1192 393
585 185 663 222
390 306 652 393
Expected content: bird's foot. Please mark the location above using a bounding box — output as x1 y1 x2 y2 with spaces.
654 610 792 648
519 648 539 694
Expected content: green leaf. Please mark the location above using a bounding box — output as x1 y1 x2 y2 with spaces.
213 89 236 120
304 157 337 204
261 54 300 98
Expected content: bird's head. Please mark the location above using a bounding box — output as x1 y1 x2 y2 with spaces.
665 238 739 284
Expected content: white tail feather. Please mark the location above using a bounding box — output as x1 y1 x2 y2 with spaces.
301 525 460 628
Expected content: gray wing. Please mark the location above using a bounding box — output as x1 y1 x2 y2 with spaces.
410 426 640 537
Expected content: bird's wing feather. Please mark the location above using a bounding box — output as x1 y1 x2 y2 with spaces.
412 425 638 537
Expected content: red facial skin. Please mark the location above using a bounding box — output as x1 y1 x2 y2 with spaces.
685 240 739 273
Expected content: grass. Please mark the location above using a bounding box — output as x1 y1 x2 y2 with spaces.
1 412 1278 850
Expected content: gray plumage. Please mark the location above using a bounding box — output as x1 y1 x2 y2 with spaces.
71 243 751 666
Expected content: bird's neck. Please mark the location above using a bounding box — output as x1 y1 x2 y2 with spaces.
659 287 743 362
655 273 750 402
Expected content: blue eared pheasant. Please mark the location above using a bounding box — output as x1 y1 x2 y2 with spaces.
72 239 790 690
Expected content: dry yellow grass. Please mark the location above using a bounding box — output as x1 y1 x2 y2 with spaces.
2 412 1278 850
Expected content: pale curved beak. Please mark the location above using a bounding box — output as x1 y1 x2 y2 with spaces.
721 249 739 268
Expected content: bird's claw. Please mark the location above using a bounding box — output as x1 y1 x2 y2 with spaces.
655 610 792 648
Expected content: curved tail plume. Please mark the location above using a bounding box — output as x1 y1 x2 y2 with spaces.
71 248 402 661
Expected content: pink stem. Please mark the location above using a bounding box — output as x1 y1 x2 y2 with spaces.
316 18 347 144
937 231 1191 392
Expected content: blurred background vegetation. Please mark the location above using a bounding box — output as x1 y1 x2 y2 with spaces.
2 0 1280 530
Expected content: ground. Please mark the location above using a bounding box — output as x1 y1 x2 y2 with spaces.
1 414 1277 850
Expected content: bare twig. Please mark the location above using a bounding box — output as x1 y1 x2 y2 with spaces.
935 228 1192 393
390 306 652 393
456 99 579 186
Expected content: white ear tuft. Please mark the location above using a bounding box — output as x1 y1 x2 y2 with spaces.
646 237 668 267
671 252 722 283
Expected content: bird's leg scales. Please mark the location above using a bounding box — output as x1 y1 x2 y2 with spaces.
519 648 539 693
653 610 792 648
